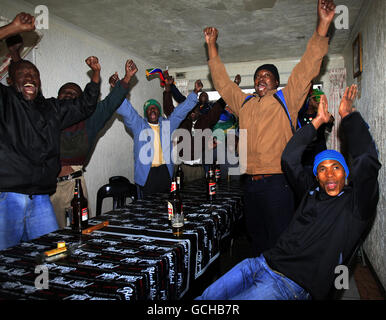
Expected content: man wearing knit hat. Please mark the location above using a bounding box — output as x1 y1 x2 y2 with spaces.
203 0 338 256
117 63 202 198
197 85 381 300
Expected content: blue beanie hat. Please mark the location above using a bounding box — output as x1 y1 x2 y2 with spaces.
313 150 349 178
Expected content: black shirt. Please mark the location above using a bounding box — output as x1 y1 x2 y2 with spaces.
0 81 100 195
263 112 381 299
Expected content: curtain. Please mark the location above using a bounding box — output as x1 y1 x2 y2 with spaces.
328 68 346 152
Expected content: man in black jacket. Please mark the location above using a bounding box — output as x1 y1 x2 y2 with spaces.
0 13 100 250
196 84 381 300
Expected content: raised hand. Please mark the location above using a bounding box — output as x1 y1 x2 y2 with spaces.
109 72 119 88
203 27 218 45
317 0 336 36
193 79 203 94
85 56 101 83
85 56 101 72
312 94 332 129
339 84 358 119
164 74 174 92
122 59 137 84
12 12 36 33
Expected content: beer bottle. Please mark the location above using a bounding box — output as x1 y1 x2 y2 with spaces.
175 165 184 191
71 178 89 232
207 165 216 201
167 177 184 236
215 161 221 182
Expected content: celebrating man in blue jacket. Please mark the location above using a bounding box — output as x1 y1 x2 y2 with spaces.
117 61 202 198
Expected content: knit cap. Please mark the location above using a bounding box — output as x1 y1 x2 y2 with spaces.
143 99 162 117
311 88 325 102
313 149 349 178
253 64 280 86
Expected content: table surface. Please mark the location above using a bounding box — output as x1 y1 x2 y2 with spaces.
0 178 244 300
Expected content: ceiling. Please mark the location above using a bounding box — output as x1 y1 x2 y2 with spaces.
25 0 364 69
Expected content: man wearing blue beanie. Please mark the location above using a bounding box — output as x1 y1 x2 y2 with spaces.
197 84 381 300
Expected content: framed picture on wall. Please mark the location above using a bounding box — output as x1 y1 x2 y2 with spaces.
352 33 363 78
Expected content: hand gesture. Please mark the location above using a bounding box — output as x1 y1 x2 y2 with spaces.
234 74 241 86
318 0 336 25
12 12 35 33
203 27 218 45
164 75 174 86
85 56 101 72
164 74 174 92
339 84 358 119
194 79 203 94
312 94 332 129
125 59 137 78
109 72 119 88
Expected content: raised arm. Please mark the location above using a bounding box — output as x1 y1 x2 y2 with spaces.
282 95 332 197
115 61 143 134
282 0 335 118
204 27 246 117
338 85 381 220
59 56 101 129
168 80 201 132
0 13 35 41
85 59 135 138
163 74 176 117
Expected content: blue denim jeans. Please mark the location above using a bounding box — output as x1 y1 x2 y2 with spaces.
0 192 59 250
196 255 310 300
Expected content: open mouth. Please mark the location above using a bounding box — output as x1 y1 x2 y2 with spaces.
326 181 337 190
22 83 37 95
257 82 267 91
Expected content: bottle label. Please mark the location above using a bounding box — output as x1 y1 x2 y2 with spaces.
167 201 173 220
209 182 216 195
81 208 88 221
215 169 221 179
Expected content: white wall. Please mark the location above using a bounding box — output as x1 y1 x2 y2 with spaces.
342 0 386 289
1 0 163 215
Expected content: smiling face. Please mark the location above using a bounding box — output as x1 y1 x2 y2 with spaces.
9 61 41 101
254 69 279 98
146 105 160 124
316 160 346 196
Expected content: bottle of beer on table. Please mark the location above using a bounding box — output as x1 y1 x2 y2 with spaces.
167 177 184 236
71 178 89 232
176 165 184 191
207 165 216 201
215 161 221 182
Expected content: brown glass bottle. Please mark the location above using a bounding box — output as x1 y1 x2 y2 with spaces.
175 165 184 191
215 161 221 182
207 165 216 201
71 178 89 232
167 177 184 236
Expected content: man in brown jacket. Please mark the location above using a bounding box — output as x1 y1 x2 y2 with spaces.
203 0 336 256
